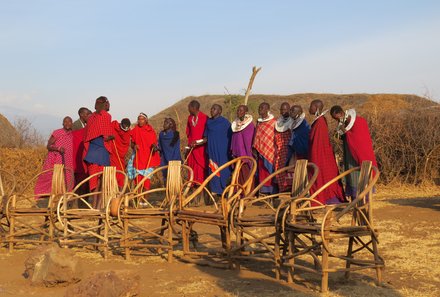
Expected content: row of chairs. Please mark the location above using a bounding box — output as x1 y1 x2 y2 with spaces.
0 157 383 292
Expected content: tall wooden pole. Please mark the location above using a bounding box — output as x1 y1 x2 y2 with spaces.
243 66 262 106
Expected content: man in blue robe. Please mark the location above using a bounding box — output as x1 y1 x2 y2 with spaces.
158 118 182 180
201 104 232 195
287 105 310 163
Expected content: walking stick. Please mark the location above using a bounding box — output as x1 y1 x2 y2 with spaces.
112 140 132 192
183 146 194 165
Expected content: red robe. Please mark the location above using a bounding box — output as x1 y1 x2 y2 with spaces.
308 116 345 204
72 128 87 185
83 110 113 190
110 121 131 187
131 124 160 189
345 116 378 168
186 111 208 183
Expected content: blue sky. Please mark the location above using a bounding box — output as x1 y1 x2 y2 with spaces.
1 1 439 134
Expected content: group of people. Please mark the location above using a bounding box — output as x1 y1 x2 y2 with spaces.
34 95 377 207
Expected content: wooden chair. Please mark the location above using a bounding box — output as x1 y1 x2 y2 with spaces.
6 164 72 251
230 159 318 279
118 161 193 262
281 161 383 292
57 166 127 259
0 169 16 235
174 156 256 267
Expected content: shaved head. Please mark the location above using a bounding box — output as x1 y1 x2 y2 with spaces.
309 99 324 115
290 105 303 119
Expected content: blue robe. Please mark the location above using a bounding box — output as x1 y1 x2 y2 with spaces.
287 120 311 162
204 116 232 194
158 131 182 179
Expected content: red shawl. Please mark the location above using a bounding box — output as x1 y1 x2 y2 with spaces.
84 110 113 153
308 116 345 204
110 121 131 169
130 124 160 169
253 118 276 164
345 116 378 168
72 128 86 175
186 111 208 182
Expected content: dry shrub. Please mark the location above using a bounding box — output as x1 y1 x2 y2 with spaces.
366 109 440 184
0 147 46 194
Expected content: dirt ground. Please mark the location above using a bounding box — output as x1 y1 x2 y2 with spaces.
0 186 439 297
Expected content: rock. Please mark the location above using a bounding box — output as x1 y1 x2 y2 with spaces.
65 270 140 297
24 243 82 287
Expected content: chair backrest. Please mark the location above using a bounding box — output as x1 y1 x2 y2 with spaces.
291 160 311 197
101 166 120 209
166 160 194 203
181 156 256 208
51 164 67 196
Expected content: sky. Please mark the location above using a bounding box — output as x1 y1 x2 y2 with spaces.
1 0 439 135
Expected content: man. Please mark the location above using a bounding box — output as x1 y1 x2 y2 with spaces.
274 102 293 192
308 100 345 205
287 105 310 162
201 104 232 195
231 105 255 185
253 102 276 194
110 118 131 188
186 100 208 184
73 107 92 131
129 113 160 190
83 96 114 208
72 108 92 193
330 105 378 198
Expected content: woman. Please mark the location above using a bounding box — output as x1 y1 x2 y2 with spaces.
35 116 74 197
128 113 160 190
158 117 181 166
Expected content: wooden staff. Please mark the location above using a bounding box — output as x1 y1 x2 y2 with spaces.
112 140 132 192
183 146 194 165
243 66 262 106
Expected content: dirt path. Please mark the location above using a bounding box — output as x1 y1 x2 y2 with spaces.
1 193 439 297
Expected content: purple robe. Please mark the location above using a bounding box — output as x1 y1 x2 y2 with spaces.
231 123 255 159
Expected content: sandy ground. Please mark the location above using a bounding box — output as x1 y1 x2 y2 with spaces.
0 187 439 297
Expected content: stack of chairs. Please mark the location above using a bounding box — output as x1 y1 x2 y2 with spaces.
230 159 319 279
280 160 383 292
6 164 72 251
174 156 256 267
57 166 127 259
118 160 193 262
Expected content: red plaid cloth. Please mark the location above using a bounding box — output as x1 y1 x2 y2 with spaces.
87 163 103 191
253 118 276 164
274 129 291 191
84 110 113 153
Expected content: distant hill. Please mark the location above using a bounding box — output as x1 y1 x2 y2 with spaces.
149 93 439 138
0 113 18 148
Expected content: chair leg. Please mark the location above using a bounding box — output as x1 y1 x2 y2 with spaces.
167 220 173 263
8 215 14 253
321 243 329 293
274 230 281 280
345 237 354 279
372 235 383 284
287 231 295 283
124 217 131 260
182 221 189 255
103 220 109 260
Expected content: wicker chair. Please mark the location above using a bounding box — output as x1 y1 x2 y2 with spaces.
281 161 383 292
230 159 318 279
118 160 193 262
0 169 16 235
57 166 127 259
6 164 73 251
173 156 256 267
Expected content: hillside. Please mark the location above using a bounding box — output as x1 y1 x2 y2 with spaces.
0 113 18 148
149 93 438 134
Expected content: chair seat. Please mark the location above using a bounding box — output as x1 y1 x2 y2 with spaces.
286 221 376 234
236 214 275 226
64 209 104 217
10 208 51 214
177 209 224 221
123 208 169 217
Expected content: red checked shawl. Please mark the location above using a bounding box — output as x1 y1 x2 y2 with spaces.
253 118 276 164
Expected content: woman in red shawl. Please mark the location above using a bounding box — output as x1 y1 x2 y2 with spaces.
110 118 131 188
35 116 74 197
308 100 345 205
129 113 160 190
331 105 378 198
